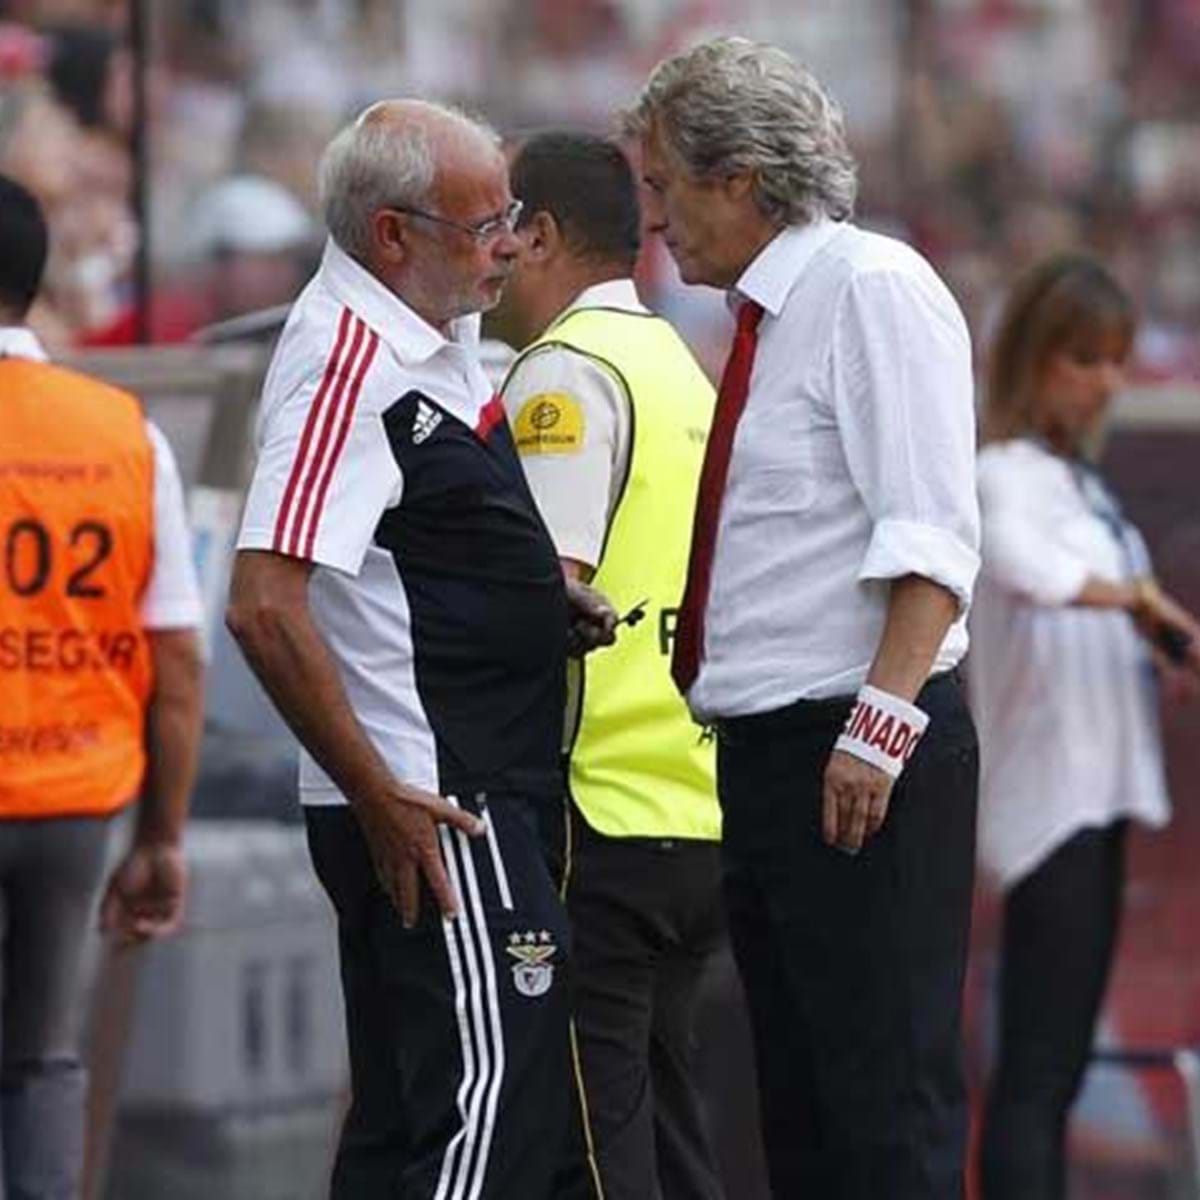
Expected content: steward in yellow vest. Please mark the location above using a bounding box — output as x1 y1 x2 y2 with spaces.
0 175 205 1199
507 303 718 842
496 132 725 1200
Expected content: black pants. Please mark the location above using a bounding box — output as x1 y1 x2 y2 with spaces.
979 821 1128 1200
717 672 978 1199
306 793 573 1200
563 807 726 1200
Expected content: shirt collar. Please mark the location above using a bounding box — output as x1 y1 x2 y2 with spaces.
0 327 49 362
565 277 646 316
317 237 480 364
731 218 846 318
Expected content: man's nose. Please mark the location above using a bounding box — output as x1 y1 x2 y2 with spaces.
641 191 667 233
492 228 520 260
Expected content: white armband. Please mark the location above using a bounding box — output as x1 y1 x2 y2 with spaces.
835 685 930 779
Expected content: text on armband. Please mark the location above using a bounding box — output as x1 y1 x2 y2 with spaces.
842 700 923 763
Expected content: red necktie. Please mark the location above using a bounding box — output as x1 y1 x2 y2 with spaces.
671 299 765 696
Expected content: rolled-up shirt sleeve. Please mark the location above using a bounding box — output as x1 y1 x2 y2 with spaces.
977 454 1091 606
831 266 981 611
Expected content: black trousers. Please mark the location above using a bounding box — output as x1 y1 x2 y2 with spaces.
306 793 573 1200
717 672 978 1199
979 821 1129 1200
563 807 726 1200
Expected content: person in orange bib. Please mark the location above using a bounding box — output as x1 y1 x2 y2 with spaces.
0 175 205 1200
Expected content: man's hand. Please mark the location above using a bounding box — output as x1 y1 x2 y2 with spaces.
229 550 483 928
823 575 953 854
356 785 485 928
565 577 618 656
100 840 188 944
822 749 895 854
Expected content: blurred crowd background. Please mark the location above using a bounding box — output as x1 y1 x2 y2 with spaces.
2 3 1200 1197
2 0 1200 381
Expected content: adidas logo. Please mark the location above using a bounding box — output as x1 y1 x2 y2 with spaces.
412 400 443 445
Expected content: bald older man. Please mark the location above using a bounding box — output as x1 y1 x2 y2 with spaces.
227 101 613 1200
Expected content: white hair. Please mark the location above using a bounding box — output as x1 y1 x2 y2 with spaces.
623 36 858 226
317 100 498 260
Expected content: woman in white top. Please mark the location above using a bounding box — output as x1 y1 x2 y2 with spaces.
970 255 1200 1200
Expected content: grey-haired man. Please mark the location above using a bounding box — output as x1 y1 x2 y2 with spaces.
626 37 981 1200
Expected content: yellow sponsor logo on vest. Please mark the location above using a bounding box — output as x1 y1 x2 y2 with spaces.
513 391 584 455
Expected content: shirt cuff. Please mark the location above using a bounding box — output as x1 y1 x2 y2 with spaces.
547 530 602 572
858 518 981 613
235 526 364 577
142 599 206 631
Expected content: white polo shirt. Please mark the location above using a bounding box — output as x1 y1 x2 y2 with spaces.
0 326 202 630
237 239 567 804
688 219 981 721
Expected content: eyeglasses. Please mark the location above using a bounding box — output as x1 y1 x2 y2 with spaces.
389 198 523 243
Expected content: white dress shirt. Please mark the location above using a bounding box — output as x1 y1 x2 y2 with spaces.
968 439 1170 888
499 279 639 568
0 327 202 629
688 220 981 720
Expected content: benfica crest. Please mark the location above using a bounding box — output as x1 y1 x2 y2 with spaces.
506 931 557 998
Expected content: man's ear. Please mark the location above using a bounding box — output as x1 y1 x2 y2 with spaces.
522 210 562 263
370 208 411 266
722 171 756 205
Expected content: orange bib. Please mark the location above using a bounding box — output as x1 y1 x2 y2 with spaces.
0 359 155 818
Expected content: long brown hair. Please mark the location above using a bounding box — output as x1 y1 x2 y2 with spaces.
984 254 1135 444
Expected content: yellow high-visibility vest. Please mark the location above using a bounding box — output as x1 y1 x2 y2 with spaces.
505 304 720 840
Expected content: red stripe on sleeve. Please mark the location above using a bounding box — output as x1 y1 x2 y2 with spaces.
303 328 380 559
285 316 367 555
272 307 353 552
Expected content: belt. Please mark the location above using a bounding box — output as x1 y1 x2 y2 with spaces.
715 669 961 746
